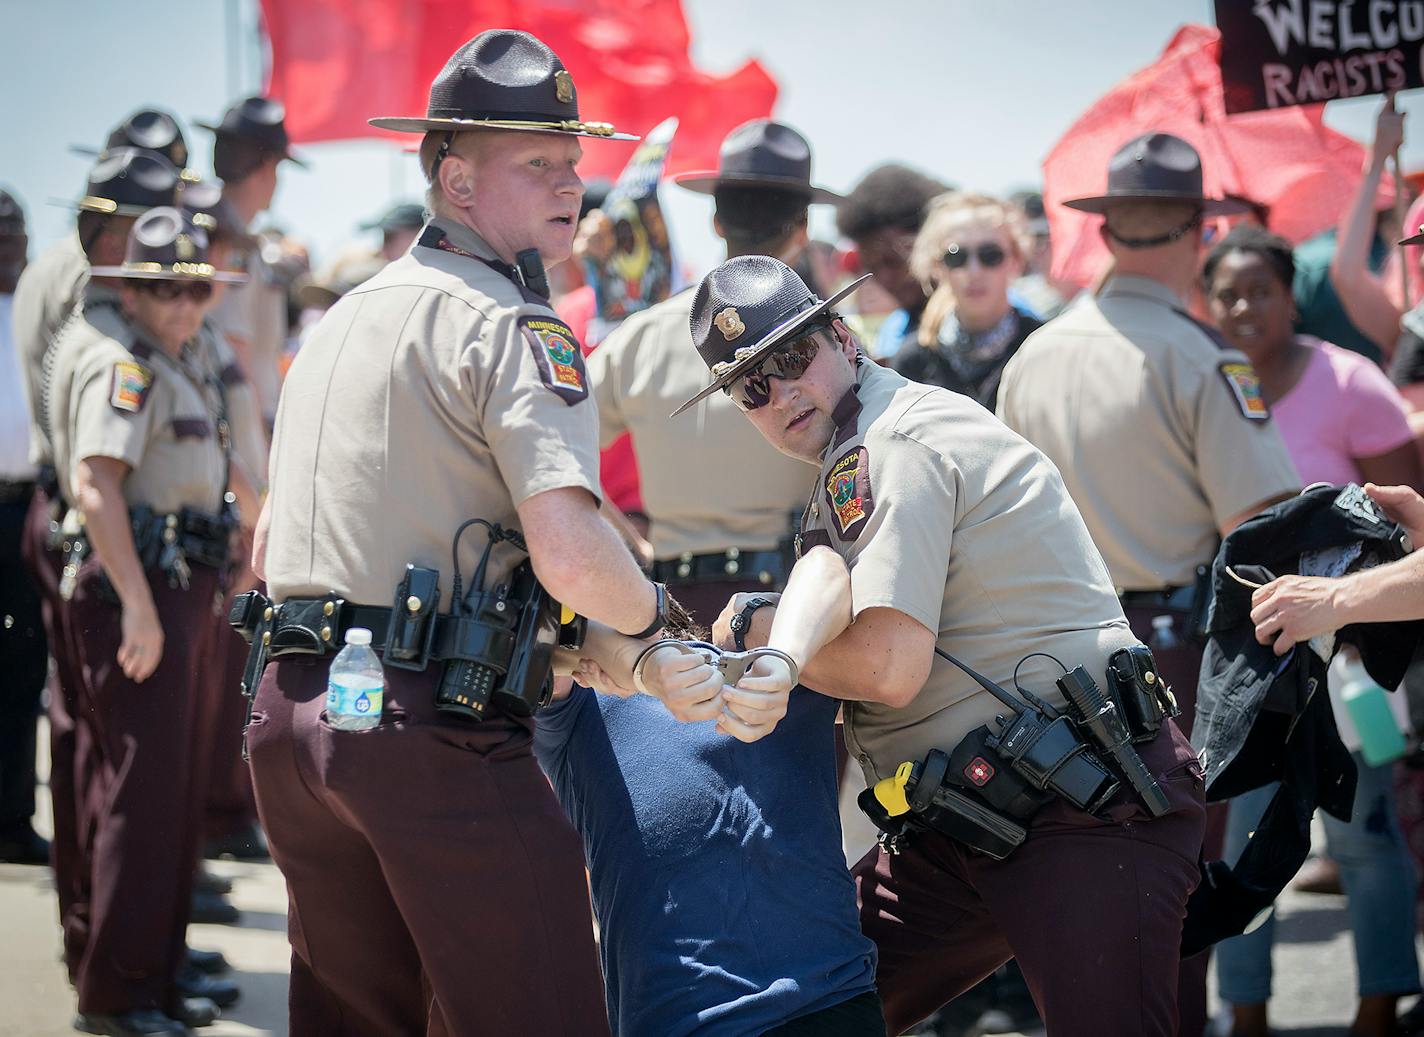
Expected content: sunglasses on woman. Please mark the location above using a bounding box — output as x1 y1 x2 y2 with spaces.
943 242 1006 270
723 335 822 411
137 279 215 303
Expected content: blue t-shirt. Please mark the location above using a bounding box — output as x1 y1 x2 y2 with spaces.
533 661 876 1037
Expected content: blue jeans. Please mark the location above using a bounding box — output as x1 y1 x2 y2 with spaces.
1216 753 1422 1004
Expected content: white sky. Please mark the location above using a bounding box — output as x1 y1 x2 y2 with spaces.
1 0 1413 278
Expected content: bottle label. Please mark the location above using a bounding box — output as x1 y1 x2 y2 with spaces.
326 678 383 720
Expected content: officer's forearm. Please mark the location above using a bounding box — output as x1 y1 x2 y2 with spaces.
762 545 852 669
519 486 659 635
74 457 154 612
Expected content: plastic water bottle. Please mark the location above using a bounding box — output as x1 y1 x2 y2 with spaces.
1149 615 1180 652
326 628 384 731
1341 670 1407 767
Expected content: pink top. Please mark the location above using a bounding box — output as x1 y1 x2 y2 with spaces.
1273 338 1414 485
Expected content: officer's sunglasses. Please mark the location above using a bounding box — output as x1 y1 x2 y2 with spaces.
724 335 823 411
943 242 1006 270
137 279 214 303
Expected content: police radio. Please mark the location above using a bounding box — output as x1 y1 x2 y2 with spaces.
434 519 579 722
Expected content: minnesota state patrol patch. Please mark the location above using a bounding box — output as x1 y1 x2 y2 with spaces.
109 361 154 414
824 446 874 541
519 315 588 405
1218 361 1269 422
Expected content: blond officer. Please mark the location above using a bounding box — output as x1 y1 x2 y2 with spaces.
47 207 244 1036
678 255 1208 1036
587 120 835 625
996 132 1301 1037
248 30 671 1035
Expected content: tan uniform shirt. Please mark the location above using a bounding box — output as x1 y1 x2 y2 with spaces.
48 295 228 516
13 232 89 466
587 289 813 559
802 360 1138 784
193 321 267 493
997 276 1301 590
265 217 600 608
211 240 288 422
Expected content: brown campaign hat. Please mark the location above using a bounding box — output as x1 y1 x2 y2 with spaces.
672 254 869 417
89 206 246 283
64 147 181 217
674 120 841 203
1063 132 1249 216
369 29 637 141
178 178 256 251
1400 224 1424 246
197 96 308 168
70 108 198 181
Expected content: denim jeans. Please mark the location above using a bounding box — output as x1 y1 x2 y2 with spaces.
1216 753 1422 1004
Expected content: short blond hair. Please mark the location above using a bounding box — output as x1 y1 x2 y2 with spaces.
420 131 488 214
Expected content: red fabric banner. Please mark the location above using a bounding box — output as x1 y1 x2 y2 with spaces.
259 0 778 180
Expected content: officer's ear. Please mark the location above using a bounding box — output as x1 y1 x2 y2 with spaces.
440 154 478 207
828 318 857 360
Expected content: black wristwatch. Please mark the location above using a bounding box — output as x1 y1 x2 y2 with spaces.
626 581 669 640
730 597 775 652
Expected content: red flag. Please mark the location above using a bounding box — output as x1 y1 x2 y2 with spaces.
1043 24 1393 289
259 0 777 180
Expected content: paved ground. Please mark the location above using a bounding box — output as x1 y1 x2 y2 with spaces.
1 726 1419 1036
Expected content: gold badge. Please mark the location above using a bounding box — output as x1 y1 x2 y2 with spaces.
554 70 575 104
175 233 194 261
714 307 745 341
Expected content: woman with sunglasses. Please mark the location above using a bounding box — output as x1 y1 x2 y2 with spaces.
44 207 248 1036
893 192 1041 407
1203 223 1422 1037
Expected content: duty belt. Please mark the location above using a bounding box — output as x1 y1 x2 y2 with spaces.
1118 585 1195 610
60 506 232 600
650 548 787 587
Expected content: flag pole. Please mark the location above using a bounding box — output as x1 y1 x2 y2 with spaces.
1397 143 1411 311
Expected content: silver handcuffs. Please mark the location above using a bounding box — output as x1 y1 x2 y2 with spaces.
631 639 800 695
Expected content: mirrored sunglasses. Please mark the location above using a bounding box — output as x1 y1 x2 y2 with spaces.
137 278 214 303
724 335 822 411
943 242 1006 270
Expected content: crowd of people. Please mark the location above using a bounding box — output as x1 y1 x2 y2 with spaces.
2 24 1424 1037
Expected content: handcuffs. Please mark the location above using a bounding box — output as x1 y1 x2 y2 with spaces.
630 638 800 696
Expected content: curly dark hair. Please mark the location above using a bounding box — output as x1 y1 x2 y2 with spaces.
835 163 950 243
1201 224 1295 292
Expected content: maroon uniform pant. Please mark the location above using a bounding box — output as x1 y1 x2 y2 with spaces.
203 607 257 841
247 654 610 1037
855 720 1206 1037
19 484 93 976
67 557 217 1015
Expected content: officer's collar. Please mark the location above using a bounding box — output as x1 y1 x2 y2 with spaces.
1099 273 1186 309
421 215 502 264
825 352 870 451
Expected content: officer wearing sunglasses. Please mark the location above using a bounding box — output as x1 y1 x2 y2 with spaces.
676 254 1208 1037
42 207 259 1036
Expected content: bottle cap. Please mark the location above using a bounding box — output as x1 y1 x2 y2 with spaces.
1151 615 1172 628
345 627 372 646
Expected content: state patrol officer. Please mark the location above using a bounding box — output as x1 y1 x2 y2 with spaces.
678 255 1207 1036
47 207 244 1036
249 29 667 1035
587 120 833 627
995 133 1301 1037
11 146 180 981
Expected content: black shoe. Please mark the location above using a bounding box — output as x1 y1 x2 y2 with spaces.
202 823 269 861
0 822 50 864
188 890 240 926
173 996 220 1029
184 947 231 976
73 1008 192 1036
192 865 232 896
175 967 240 1008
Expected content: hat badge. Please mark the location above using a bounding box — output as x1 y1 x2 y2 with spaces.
175 233 195 260
714 307 745 341
555 70 575 104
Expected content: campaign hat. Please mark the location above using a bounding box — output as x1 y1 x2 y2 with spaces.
369 29 637 141
66 147 181 217
1063 132 1249 216
297 251 387 309
89 206 246 282
359 202 426 233
672 255 869 417
197 96 308 168
70 108 196 181
1399 224 1424 246
674 120 841 203
179 178 256 251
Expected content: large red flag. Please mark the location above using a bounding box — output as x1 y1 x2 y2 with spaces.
259 0 778 180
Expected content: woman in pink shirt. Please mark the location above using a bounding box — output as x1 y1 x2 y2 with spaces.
1204 224 1422 1037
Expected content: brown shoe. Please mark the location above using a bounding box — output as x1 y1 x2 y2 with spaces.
1290 856 1344 895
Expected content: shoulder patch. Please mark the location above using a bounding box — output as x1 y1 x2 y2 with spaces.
824 445 874 541
1218 361 1270 422
109 360 154 414
519 315 588 405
